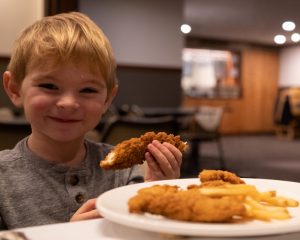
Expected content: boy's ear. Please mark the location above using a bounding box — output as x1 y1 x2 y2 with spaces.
3 71 23 107
103 85 118 113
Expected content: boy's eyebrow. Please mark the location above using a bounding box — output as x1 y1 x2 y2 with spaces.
84 78 107 88
32 74 106 86
31 74 55 82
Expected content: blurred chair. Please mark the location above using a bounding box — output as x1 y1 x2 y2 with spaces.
99 115 178 146
274 88 300 139
181 106 225 175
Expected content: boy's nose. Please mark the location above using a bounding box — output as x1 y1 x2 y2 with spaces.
56 94 79 109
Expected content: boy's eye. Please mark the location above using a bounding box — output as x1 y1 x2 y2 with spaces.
80 88 98 93
38 83 58 90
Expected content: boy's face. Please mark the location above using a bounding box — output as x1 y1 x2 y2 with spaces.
12 61 114 142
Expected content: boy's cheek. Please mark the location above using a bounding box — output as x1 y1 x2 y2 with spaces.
91 104 107 120
23 98 54 124
25 96 52 112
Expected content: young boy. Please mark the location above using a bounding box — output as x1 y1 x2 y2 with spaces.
0 12 182 230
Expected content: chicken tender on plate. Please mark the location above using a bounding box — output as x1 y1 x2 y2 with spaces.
128 184 246 222
128 184 179 213
199 169 245 184
100 131 188 169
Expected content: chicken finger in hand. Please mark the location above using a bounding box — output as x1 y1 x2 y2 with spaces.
144 140 182 181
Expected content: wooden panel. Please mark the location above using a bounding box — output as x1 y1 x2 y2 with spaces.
182 48 279 134
241 50 279 132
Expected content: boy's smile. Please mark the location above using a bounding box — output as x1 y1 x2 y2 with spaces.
48 117 81 123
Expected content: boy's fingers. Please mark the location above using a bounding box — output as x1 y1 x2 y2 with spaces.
80 209 101 220
75 198 97 214
162 142 182 166
145 152 161 173
71 199 103 222
71 209 102 222
148 141 179 172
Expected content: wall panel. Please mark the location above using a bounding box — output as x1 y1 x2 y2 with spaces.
182 49 279 134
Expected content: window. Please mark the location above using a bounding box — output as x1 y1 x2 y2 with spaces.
181 48 241 99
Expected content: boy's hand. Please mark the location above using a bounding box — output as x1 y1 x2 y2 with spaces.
70 198 102 222
144 140 182 182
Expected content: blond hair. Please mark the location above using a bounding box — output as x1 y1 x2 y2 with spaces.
7 12 117 94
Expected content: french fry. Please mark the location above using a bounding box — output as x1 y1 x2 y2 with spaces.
260 195 299 207
277 196 299 207
258 190 276 199
199 183 299 222
246 196 288 212
246 206 290 221
244 196 291 221
199 184 259 197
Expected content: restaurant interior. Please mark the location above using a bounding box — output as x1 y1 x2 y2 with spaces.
3 1 300 239
1 0 300 182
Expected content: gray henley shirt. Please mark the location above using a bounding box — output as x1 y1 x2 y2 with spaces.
0 138 143 230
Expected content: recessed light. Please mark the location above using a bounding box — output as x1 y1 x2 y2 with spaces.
282 21 296 31
274 35 286 44
181 24 191 34
291 33 300 42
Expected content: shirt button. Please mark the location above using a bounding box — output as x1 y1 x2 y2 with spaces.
75 193 85 204
69 175 79 186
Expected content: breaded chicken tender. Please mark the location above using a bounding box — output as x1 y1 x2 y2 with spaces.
199 169 245 184
128 184 179 213
128 185 246 222
100 131 188 169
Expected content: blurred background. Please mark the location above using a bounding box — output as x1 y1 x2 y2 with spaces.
2 0 300 181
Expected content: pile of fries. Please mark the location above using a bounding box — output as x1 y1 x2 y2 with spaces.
198 183 299 221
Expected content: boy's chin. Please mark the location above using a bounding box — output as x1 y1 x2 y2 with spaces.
47 133 85 143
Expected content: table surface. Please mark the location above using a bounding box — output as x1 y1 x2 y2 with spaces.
2 218 300 240
142 107 197 117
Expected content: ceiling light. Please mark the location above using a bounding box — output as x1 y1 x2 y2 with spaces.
181 24 191 34
291 33 300 42
282 21 296 31
274 35 286 44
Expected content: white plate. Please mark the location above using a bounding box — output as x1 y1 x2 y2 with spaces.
96 178 300 237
